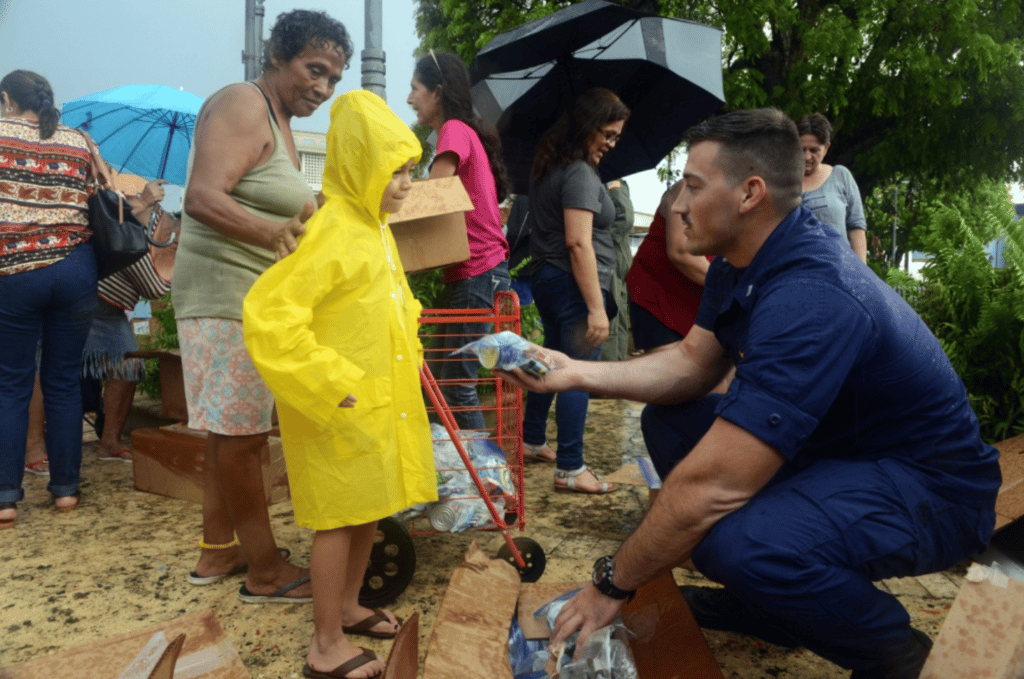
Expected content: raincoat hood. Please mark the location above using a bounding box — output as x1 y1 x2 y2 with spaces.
321 90 422 223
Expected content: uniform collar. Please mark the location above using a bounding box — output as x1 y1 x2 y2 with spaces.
720 205 812 310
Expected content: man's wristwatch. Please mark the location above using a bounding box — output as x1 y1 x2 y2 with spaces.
592 555 636 602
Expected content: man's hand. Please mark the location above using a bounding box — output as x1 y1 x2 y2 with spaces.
550 584 625 661
494 344 576 394
273 200 315 260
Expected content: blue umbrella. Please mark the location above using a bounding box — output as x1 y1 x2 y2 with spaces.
62 84 204 186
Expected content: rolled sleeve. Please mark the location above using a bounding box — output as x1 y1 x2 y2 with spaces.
715 379 820 459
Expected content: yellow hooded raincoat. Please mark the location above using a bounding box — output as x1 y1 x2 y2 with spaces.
243 91 437 530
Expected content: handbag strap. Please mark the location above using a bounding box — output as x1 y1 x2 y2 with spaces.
79 130 114 190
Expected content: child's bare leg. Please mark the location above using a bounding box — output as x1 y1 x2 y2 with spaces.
307 525 385 678
342 521 401 634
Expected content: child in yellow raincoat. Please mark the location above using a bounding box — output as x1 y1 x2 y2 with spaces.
243 90 437 679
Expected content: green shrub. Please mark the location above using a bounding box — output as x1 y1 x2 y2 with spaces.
137 293 178 399
887 194 1023 442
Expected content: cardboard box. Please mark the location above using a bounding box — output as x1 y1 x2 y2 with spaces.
388 176 472 273
131 424 289 505
414 542 723 679
126 349 188 421
993 433 1024 531
920 557 1024 679
0 609 250 679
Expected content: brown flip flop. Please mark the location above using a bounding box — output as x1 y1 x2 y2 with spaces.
302 648 379 679
342 608 402 639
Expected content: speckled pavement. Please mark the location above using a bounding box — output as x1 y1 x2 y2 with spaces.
0 398 967 678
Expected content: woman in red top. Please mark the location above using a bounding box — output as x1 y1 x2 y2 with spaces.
625 179 712 351
407 50 511 431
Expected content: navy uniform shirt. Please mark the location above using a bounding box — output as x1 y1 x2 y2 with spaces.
695 206 1000 511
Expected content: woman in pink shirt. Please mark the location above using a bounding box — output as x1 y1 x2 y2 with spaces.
407 50 511 431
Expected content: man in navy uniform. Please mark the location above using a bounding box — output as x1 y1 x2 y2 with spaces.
500 108 1000 679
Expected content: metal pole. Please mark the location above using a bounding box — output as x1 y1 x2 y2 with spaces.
362 0 386 99
891 185 898 267
243 0 265 80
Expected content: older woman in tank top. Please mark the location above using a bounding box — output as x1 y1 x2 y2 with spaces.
172 10 361 608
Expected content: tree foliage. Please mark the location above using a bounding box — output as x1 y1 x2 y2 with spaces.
414 0 1024 245
886 189 1023 442
863 174 1015 268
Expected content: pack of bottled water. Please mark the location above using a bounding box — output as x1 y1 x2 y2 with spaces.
451 330 552 378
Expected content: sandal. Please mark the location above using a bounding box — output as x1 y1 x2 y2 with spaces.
53 491 81 512
97 447 133 462
24 458 50 476
342 608 402 639
188 547 292 585
523 440 556 463
0 502 16 530
238 576 313 604
302 648 380 679
554 465 618 494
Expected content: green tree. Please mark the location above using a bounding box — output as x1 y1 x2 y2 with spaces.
415 0 1024 248
864 174 1015 268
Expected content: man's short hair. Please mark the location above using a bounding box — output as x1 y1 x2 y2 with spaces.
684 108 803 211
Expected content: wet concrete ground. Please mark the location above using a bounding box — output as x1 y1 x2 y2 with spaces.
0 397 967 677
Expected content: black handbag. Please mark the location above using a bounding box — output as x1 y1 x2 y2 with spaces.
88 189 175 279
79 130 175 279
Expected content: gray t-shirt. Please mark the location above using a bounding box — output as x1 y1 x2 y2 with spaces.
801 164 866 243
527 161 616 290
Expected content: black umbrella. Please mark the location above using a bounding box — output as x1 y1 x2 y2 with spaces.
471 3 725 194
470 0 648 81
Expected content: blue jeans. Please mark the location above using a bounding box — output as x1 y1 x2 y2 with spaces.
640 396 994 670
0 242 98 502
432 262 511 431
522 264 605 471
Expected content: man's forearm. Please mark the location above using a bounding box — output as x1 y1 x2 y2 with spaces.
609 475 722 591
570 341 727 404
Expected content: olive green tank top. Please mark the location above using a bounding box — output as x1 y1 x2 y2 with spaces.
172 83 316 320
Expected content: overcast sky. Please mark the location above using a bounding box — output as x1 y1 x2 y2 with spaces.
0 0 669 210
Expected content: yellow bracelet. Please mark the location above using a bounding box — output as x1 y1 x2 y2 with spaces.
197 537 240 550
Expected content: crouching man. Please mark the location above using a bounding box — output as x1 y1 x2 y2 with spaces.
498 108 1000 679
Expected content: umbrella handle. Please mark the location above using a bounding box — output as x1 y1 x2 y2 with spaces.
146 231 176 248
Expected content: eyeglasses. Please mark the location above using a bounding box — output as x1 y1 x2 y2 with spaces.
600 129 621 145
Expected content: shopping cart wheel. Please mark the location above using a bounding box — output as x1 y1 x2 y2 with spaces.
496 537 546 583
359 517 416 608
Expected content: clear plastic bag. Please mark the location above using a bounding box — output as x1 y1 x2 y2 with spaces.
536 591 638 679
427 424 510 532
508 611 550 678
452 330 552 377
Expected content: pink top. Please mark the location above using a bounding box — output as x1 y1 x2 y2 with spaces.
436 119 508 283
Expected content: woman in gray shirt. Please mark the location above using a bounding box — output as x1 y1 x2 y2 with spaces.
521 88 629 494
799 113 868 263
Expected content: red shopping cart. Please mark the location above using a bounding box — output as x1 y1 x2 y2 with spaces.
360 291 545 607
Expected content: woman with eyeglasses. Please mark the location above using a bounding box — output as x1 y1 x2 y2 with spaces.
407 50 511 432
520 87 629 494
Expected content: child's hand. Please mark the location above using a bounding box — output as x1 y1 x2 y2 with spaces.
339 394 357 408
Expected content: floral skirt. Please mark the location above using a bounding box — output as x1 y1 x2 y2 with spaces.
177 317 274 435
